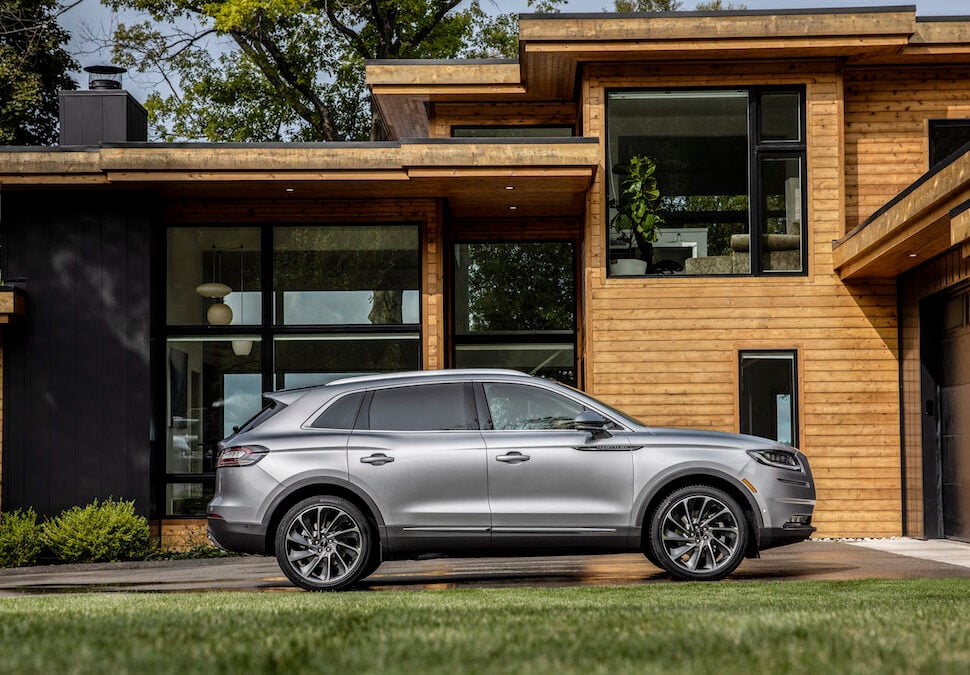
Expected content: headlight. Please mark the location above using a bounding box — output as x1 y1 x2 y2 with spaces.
746 448 802 472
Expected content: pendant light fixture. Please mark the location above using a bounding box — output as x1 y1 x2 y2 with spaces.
196 246 233 325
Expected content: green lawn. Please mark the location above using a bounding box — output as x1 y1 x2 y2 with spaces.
2 579 970 673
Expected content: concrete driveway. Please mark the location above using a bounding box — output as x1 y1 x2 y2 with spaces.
1 539 969 595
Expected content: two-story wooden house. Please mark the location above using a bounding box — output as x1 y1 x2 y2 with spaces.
1 5 968 546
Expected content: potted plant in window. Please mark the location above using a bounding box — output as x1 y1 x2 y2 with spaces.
609 155 665 275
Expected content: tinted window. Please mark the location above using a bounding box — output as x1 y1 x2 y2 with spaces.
234 400 285 436
484 383 583 430
310 392 363 429
367 384 476 431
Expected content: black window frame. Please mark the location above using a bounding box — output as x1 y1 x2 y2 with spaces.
738 349 799 448
154 222 423 518
928 119 970 168
605 85 808 278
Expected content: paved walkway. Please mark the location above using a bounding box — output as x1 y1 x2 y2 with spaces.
1 538 969 595
850 537 970 568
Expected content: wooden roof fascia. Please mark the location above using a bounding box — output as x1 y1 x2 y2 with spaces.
833 151 970 279
517 9 917 43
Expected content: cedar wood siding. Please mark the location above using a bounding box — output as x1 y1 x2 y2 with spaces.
582 62 901 538
845 66 970 231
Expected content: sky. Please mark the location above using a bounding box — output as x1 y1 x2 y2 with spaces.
58 0 970 101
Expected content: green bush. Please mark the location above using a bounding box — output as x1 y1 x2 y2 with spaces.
0 508 43 567
40 498 152 564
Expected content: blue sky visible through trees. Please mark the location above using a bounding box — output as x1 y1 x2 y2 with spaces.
56 1 970 108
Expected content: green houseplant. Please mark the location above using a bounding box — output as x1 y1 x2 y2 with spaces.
610 155 665 274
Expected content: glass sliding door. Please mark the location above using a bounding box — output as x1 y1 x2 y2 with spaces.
453 242 577 385
162 223 421 516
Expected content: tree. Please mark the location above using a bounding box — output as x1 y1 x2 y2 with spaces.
107 0 561 142
612 1 745 12
0 0 78 145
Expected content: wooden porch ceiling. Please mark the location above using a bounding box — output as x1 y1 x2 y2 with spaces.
833 151 970 280
0 141 598 221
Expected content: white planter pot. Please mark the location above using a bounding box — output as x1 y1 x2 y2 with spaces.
610 258 648 276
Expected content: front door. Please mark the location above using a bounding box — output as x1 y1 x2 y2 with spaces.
478 381 635 550
941 289 970 542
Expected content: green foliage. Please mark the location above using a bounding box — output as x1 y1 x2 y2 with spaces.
695 1 746 9
107 0 564 141
611 155 665 249
614 0 683 11
148 543 238 560
0 0 78 145
39 498 152 564
0 508 42 567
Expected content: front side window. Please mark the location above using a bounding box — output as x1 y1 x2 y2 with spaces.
366 384 477 431
929 119 970 167
739 350 798 446
607 88 806 276
483 382 584 431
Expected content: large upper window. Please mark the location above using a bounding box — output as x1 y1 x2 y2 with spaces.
607 88 806 276
163 224 420 516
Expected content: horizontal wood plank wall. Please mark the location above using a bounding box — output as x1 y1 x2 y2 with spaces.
164 198 446 371
844 66 970 231
584 61 901 537
429 102 578 137
898 248 970 538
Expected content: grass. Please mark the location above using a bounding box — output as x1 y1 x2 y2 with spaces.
1 579 970 673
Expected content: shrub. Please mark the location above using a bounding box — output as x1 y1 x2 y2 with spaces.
40 498 152 564
0 508 43 567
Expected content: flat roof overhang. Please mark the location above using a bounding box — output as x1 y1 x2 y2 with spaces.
0 139 598 221
833 147 970 280
368 7 970 137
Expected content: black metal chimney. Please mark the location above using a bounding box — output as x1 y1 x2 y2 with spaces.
58 65 148 145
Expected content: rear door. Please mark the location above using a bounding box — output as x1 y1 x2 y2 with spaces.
480 381 636 550
346 382 490 552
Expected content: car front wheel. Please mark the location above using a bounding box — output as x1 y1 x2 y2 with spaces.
275 496 374 591
648 485 748 581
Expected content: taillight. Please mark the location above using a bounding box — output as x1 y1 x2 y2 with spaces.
217 445 268 468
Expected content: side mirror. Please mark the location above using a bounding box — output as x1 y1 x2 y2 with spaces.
575 411 611 437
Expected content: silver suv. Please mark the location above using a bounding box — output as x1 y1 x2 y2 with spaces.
207 369 815 590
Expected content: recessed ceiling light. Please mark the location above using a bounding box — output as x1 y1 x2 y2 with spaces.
509 205 517 210
285 187 295 193
908 253 918 258
505 186 514 190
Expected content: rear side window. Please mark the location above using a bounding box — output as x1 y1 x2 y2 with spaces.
366 383 477 431
310 392 364 430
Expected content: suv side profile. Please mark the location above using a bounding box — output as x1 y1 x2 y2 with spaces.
207 369 816 591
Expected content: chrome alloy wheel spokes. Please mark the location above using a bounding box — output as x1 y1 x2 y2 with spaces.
660 495 740 574
285 505 363 584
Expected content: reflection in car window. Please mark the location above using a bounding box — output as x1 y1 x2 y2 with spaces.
310 392 364 429
484 383 584 430
368 383 476 431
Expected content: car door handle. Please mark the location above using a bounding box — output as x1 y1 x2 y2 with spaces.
360 453 394 466
496 452 530 464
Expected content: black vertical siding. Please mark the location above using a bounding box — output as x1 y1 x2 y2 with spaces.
1 192 152 518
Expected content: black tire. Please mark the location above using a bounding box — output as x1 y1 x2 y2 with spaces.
648 485 748 581
275 495 374 591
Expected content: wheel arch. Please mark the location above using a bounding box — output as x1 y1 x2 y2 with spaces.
262 477 386 556
637 469 763 558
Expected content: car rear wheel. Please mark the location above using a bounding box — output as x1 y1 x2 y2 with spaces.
648 485 748 581
275 496 374 591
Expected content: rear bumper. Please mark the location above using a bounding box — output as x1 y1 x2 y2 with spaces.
207 517 268 555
